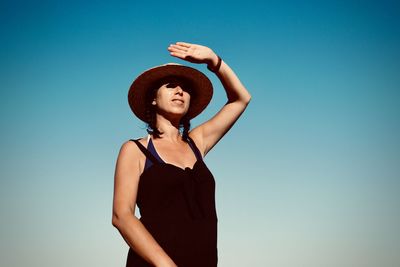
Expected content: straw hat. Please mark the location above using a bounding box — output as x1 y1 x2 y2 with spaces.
128 63 213 123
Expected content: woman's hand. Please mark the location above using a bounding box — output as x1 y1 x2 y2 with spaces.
168 42 219 68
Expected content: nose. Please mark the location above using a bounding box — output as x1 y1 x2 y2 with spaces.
175 86 183 95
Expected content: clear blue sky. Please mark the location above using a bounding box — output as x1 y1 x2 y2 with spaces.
1 1 399 266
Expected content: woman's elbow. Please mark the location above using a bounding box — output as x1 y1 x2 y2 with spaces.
112 211 129 229
241 92 251 105
244 93 252 104
112 214 121 228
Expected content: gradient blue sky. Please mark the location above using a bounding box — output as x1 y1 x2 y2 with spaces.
1 1 399 266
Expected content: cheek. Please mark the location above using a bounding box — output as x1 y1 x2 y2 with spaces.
186 94 192 106
184 92 191 101
155 88 171 102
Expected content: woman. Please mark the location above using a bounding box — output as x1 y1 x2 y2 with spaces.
112 42 251 267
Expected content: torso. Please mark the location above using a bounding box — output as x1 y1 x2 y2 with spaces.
127 134 218 267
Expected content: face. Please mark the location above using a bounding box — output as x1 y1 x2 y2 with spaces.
152 78 192 120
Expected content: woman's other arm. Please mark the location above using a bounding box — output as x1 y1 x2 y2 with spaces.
112 141 177 267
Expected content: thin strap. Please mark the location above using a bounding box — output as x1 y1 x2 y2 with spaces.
146 134 150 145
147 138 165 163
186 136 203 160
129 139 160 164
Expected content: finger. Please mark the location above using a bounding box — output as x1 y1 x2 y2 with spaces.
168 44 188 53
169 51 187 59
176 41 192 48
168 48 188 57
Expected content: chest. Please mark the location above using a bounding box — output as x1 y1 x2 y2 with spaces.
152 140 198 169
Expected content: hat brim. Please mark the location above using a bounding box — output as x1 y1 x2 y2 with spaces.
128 64 213 123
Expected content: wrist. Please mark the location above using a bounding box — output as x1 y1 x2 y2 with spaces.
207 54 222 73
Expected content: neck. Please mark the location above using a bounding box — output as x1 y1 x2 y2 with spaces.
154 114 182 142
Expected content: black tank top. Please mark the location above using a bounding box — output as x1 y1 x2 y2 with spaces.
126 136 218 267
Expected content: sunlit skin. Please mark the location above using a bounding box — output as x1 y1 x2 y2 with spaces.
112 41 251 267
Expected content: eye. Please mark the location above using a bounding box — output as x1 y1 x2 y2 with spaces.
183 87 193 95
164 81 192 95
166 82 178 88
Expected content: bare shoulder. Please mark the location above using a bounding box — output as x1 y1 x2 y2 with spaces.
117 136 148 171
119 140 140 159
119 137 146 153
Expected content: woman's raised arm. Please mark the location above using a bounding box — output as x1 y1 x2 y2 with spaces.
168 42 251 156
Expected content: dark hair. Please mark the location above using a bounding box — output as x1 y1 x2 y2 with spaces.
144 78 191 141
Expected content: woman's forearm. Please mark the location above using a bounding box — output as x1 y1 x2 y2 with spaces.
113 214 177 267
211 57 251 104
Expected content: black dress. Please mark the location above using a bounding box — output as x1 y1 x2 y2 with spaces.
126 136 218 267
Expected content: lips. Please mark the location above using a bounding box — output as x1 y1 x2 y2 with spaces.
172 98 184 104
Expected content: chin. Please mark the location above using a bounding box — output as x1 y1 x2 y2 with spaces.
168 110 189 120
171 107 189 115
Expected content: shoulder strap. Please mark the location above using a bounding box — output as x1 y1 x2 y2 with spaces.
186 136 203 160
129 139 160 164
